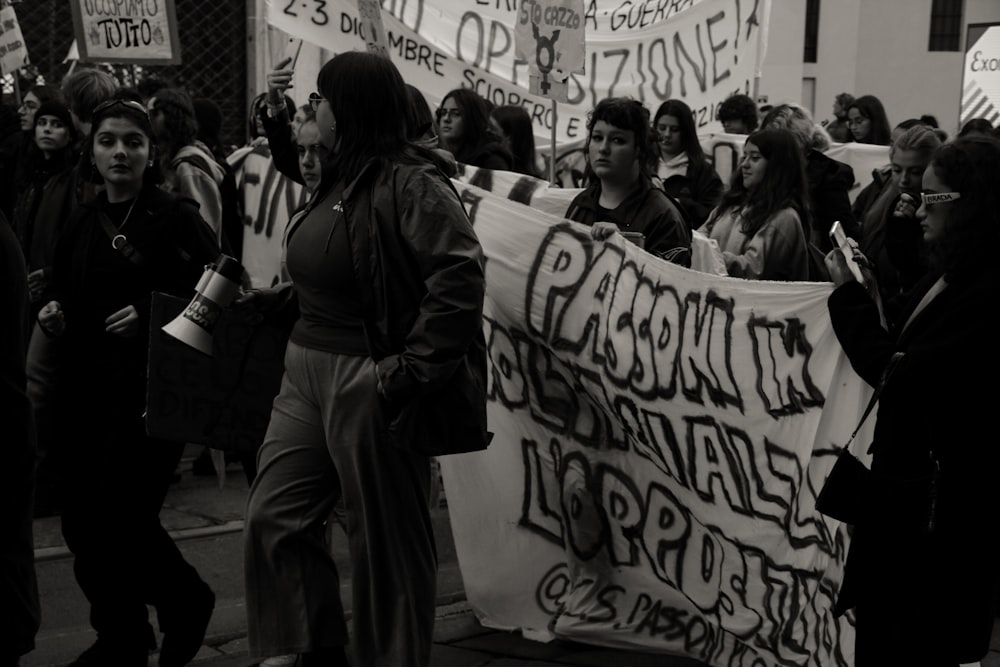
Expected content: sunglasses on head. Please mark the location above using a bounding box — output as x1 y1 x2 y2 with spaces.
93 98 150 119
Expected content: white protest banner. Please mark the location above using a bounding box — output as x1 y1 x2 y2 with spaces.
69 0 181 65
0 5 29 75
960 22 1000 129
265 0 769 149
437 176 869 665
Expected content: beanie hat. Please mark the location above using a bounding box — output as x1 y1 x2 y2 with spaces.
34 100 77 140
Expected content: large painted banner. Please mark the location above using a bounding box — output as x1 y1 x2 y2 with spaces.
265 0 770 147
437 177 872 666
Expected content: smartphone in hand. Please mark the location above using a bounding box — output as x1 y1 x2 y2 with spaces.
829 221 865 284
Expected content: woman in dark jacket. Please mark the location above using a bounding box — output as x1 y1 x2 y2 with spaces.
436 87 513 171
37 98 220 666
824 135 1000 665
566 97 691 266
11 100 78 313
652 99 723 229
239 52 486 667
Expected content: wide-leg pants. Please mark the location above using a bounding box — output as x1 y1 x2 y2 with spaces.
245 342 436 666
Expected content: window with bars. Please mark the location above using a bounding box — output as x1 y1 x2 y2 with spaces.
803 0 821 63
928 0 963 52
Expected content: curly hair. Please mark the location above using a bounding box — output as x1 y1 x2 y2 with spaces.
717 94 759 132
583 96 655 181
761 103 830 152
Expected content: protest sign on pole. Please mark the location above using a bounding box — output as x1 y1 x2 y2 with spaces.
357 0 390 60
0 4 29 76
69 0 181 65
514 0 586 181
960 22 1000 129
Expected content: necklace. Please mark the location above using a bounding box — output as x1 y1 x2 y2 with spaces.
110 197 139 251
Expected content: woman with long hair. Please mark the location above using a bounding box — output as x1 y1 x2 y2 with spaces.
824 135 1000 666
698 128 811 281
240 52 486 666
491 103 541 178
761 103 855 253
435 87 512 170
652 98 723 228
36 97 219 665
1 83 64 219
11 100 79 310
846 94 892 145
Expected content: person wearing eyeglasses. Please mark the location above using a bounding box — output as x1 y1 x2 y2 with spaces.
435 88 513 171
236 51 486 667
846 94 892 146
823 134 1000 667
33 97 221 666
853 124 942 305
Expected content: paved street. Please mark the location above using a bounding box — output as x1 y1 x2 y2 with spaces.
21 446 1000 666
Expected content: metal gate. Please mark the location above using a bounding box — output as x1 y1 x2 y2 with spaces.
7 0 249 151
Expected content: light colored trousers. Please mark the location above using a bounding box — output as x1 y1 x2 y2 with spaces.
245 342 436 666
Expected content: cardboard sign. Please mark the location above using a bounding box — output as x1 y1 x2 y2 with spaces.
146 292 288 455
0 5 29 75
69 0 181 65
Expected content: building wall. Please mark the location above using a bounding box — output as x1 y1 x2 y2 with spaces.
758 0 1000 136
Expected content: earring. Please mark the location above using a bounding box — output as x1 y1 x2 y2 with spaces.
147 160 154 167
331 121 337 133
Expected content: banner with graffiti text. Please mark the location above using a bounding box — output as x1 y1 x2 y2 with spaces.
265 0 770 149
437 178 871 665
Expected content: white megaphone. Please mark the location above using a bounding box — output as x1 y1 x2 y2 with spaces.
162 254 244 355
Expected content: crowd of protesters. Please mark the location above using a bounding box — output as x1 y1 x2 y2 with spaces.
2 54 1000 667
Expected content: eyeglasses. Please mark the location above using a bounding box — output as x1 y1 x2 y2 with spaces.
920 191 961 206
435 108 461 121
308 92 326 112
93 98 150 119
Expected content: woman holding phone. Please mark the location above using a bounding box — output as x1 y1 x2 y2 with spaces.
824 135 1000 665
